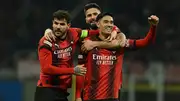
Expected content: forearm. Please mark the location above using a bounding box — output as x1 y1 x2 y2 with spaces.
94 32 126 49
93 41 119 49
136 25 156 47
39 48 74 75
127 25 156 48
41 64 74 75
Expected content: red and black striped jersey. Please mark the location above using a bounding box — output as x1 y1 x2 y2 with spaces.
83 35 124 100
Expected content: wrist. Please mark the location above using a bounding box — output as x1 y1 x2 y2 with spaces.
74 66 80 74
150 25 157 29
92 41 98 47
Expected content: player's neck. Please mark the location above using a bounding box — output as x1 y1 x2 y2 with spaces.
99 32 109 41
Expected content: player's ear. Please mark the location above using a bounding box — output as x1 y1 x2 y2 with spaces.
68 23 71 28
85 17 88 23
96 22 100 28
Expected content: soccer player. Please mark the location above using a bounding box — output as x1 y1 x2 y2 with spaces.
34 10 88 101
76 13 159 101
79 3 158 100
83 3 101 29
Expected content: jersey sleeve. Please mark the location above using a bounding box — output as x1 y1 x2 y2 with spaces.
88 30 99 36
78 29 99 39
113 25 121 33
125 25 156 49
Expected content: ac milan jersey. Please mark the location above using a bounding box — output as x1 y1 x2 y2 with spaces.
37 28 79 90
83 35 124 100
76 26 156 100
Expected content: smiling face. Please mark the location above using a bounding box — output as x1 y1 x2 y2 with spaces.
96 15 114 35
85 8 101 29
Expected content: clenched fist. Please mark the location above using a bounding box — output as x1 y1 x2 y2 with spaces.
148 15 159 26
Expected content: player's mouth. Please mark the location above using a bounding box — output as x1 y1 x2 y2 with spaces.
90 19 96 24
55 30 63 33
55 31 63 36
56 32 61 34
90 22 96 25
105 27 113 32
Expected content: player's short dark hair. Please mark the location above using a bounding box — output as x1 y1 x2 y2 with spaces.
53 10 71 23
84 3 101 13
96 12 113 22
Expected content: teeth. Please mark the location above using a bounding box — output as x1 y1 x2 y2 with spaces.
106 28 111 30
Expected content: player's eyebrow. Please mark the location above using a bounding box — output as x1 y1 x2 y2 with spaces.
103 20 109 22
93 12 98 15
54 21 59 24
103 19 114 23
60 23 66 25
87 14 92 17
110 20 114 23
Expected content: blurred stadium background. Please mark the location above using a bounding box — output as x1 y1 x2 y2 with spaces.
0 0 180 101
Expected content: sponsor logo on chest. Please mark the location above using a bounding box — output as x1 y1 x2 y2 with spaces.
54 46 72 59
92 49 117 65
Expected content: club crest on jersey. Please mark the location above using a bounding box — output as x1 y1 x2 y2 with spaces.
70 41 74 44
78 55 83 59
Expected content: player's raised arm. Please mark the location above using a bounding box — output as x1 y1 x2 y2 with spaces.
125 15 159 49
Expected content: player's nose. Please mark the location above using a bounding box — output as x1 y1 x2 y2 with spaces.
107 24 113 27
91 15 97 19
57 24 61 28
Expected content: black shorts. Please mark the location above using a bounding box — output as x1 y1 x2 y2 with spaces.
34 87 69 101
